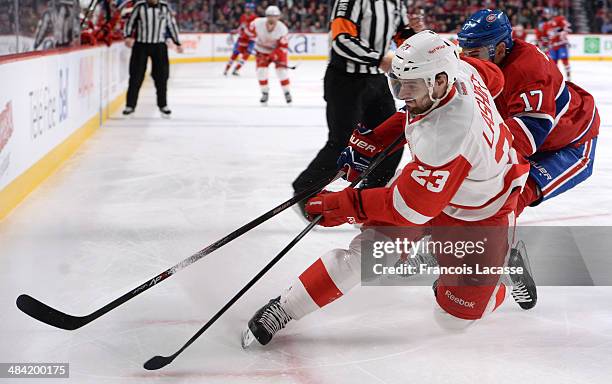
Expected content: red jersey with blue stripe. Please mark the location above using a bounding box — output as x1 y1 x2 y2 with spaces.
236 13 256 46
543 16 570 49
495 40 599 157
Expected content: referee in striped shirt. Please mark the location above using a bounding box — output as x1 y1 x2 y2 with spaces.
123 0 183 117
293 0 421 216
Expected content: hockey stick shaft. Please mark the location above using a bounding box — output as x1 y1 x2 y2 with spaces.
80 0 98 28
143 133 406 370
275 62 297 70
16 171 344 330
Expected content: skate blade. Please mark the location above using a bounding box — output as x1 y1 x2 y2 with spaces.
241 327 257 349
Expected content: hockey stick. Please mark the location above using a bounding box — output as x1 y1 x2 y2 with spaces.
80 0 99 28
15 171 344 330
275 62 298 70
143 132 406 370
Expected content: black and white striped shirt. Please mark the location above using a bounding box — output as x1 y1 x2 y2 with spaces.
124 0 181 45
330 0 408 74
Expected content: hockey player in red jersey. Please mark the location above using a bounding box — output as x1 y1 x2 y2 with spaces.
542 15 572 80
242 31 535 348
458 9 599 216
246 5 292 104
534 24 548 52
223 2 256 76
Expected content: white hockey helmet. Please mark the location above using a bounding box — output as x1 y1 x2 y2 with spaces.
389 30 460 103
265 5 281 17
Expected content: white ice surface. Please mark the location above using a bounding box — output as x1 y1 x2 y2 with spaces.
0 60 611 383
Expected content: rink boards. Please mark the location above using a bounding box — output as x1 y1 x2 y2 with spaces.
0 42 130 219
168 32 612 62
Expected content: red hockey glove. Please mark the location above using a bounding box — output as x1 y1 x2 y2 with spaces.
305 189 367 227
270 47 288 64
337 123 384 182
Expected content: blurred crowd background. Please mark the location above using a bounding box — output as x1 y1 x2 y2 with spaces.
1 0 611 56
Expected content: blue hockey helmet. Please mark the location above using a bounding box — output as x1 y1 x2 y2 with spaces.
457 9 514 61
245 2 256 11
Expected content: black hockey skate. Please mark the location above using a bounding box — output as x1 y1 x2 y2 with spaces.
260 92 269 104
241 297 292 348
508 240 537 310
284 91 292 104
159 106 172 118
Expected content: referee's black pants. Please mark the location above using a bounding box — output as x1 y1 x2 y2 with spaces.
293 65 403 194
126 42 170 108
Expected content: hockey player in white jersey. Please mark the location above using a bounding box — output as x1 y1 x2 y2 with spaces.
246 5 292 104
242 31 535 348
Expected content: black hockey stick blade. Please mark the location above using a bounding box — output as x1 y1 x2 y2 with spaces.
143 355 174 370
141 134 407 370
275 62 298 70
143 215 322 370
16 294 88 330
15 171 344 331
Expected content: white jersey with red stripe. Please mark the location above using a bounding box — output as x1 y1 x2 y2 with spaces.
360 60 530 225
247 17 289 54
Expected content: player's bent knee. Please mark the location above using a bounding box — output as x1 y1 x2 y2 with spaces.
319 247 361 293
433 305 476 331
435 283 507 322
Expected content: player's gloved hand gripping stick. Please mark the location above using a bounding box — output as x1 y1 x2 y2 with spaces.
15 171 344 331
143 132 406 370
337 123 385 182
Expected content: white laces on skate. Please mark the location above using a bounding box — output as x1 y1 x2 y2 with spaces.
511 282 533 303
258 302 292 336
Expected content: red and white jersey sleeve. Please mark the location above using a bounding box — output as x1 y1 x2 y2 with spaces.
359 60 529 226
461 56 504 99
369 109 408 149
249 17 289 54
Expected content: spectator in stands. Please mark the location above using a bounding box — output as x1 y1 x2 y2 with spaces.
602 12 612 33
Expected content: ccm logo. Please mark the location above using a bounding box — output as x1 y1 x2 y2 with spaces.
349 135 377 153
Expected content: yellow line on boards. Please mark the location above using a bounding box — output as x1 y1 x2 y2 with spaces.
569 56 612 61
0 92 126 220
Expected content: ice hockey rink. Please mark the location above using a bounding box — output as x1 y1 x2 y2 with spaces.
1 60 611 383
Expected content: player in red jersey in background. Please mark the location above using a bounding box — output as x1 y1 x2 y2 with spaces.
458 9 599 216
542 15 572 81
246 5 291 105
224 2 257 76
241 31 535 348
533 24 548 52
